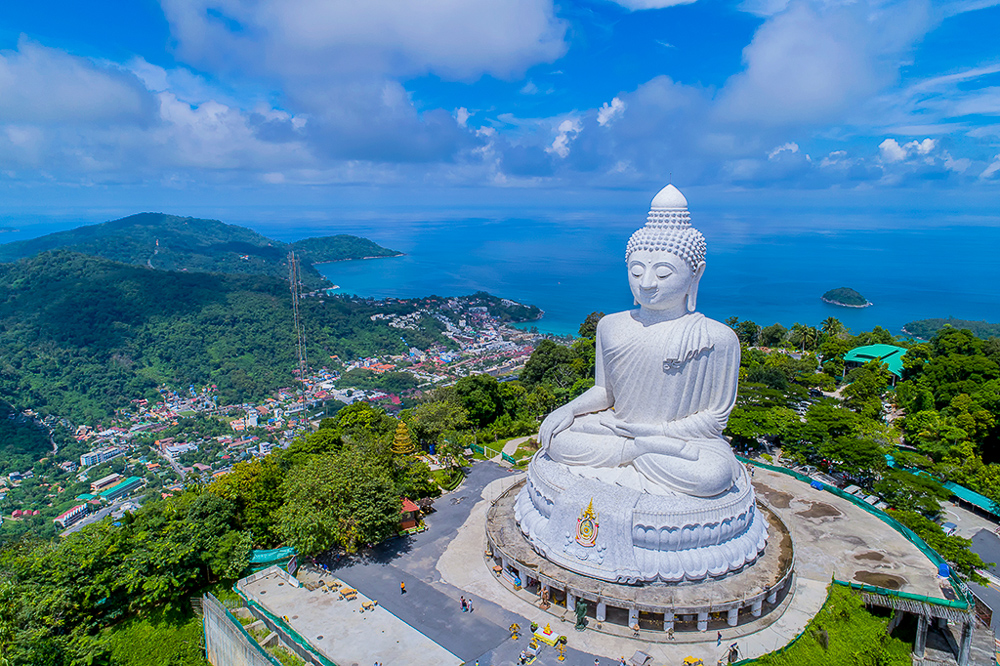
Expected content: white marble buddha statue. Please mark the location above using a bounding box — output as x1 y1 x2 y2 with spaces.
515 184 767 584
539 184 741 498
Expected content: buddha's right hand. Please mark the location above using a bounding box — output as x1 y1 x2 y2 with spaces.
539 405 575 448
633 435 699 461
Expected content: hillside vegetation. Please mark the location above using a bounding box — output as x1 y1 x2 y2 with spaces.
903 317 1000 340
288 234 402 264
0 253 542 422
0 213 399 289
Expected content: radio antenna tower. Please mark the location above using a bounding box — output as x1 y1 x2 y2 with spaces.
288 251 308 382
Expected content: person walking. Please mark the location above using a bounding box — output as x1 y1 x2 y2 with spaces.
717 630 722 646
468 599 474 613
400 581 406 594
461 596 467 611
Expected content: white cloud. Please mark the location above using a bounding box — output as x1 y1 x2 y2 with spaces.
160 0 567 82
820 150 848 167
546 118 581 158
879 137 936 163
606 0 698 9
879 138 908 163
455 107 470 127
907 138 935 155
597 97 626 126
0 37 153 125
981 155 1000 180
717 0 932 126
767 142 799 159
520 81 539 95
943 152 971 173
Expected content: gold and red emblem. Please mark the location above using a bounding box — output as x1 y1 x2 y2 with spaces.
575 499 599 547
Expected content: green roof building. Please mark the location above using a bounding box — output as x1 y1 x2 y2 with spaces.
843 344 908 381
98 476 145 502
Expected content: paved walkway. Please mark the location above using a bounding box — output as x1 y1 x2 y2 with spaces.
438 472 829 665
304 461 961 665
242 570 464 666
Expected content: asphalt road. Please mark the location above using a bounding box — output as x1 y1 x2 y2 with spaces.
60 498 126 536
319 461 603 665
969 528 1000 633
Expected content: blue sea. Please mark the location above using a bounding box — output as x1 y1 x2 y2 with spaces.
258 215 1000 338
4 209 999 338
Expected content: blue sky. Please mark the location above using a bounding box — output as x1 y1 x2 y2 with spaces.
0 0 998 222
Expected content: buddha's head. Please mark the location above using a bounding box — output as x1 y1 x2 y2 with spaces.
626 184 706 314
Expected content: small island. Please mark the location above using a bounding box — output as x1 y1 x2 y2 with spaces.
822 287 872 308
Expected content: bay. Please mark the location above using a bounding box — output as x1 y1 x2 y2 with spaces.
280 217 1000 338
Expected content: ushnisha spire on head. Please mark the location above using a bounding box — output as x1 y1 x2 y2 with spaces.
625 184 707 272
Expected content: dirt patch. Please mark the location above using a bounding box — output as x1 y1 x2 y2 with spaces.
795 501 842 519
853 571 906 590
854 551 886 562
755 484 793 509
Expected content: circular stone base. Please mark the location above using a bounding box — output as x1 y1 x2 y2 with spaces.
488 480 794 634
516 453 768 583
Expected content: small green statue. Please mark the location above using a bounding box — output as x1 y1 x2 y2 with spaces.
574 598 588 631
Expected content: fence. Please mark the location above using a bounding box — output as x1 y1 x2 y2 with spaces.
202 593 281 666
233 583 338 666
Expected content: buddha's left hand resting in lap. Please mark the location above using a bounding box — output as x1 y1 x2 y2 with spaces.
538 202 741 498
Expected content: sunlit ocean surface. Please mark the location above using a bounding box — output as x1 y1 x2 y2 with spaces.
295 218 1000 337
5 212 998 338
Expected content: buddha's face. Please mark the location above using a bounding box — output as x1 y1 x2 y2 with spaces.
627 249 695 311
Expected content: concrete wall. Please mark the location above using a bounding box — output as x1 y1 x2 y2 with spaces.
203 593 277 666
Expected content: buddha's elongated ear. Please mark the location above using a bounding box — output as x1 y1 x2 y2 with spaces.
686 262 707 313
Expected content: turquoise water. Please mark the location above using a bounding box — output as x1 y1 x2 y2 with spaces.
283 217 1000 337
7 212 996 338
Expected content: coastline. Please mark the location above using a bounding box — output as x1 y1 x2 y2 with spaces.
821 297 873 309
312 252 404 266
899 326 928 341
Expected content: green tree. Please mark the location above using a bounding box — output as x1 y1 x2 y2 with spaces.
520 339 574 388
759 323 788 347
821 317 845 337
453 374 504 428
207 456 286 546
578 311 604 338
405 400 469 448
276 449 399 555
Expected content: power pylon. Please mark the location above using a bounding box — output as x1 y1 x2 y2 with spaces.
288 251 308 381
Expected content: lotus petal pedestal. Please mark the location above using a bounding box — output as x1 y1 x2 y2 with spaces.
515 452 768 584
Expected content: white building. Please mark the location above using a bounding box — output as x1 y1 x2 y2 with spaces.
79 446 124 467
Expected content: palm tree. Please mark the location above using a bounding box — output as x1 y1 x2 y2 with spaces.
790 323 819 351
802 326 819 351
821 317 844 337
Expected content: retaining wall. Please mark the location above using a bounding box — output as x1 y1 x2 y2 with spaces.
203 593 280 666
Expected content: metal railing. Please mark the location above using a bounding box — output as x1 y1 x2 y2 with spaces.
233 585 339 666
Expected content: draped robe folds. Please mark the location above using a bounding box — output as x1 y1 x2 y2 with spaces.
546 311 742 497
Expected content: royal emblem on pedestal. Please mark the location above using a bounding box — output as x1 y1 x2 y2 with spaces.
575 499 599 547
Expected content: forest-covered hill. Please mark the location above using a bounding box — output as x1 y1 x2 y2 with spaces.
902 318 1000 340
0 252 466 422
0 213 400 289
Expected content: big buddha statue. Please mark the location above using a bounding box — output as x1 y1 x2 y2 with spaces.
515 185 768 584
